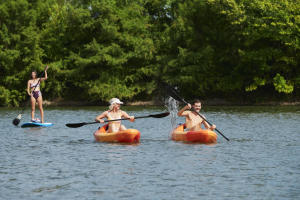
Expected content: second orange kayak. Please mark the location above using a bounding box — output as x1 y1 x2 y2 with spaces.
172 124 217 143
94 124 140 143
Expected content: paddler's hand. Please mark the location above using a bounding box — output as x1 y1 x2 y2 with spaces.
210 124 216 130
129 116 135 122
185 104 191 110
45 65 49 71
96 119 104 123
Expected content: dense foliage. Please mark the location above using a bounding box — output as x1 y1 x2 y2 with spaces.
1 0 299 106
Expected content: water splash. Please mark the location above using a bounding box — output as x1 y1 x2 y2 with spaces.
165 96 179 130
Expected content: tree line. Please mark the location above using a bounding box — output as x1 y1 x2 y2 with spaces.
1 0 299 106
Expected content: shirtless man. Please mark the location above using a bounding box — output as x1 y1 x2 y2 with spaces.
95 98 135 133
177 99 216 131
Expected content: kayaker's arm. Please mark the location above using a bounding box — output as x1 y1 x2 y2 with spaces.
200 114 216 130
95 111 108 123
177 104 191 116
122 111 135 122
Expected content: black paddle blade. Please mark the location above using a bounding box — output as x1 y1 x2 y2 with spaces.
163 83 184 102
12 118 20 126
65 123 86 128
12 114 22 126
149 112 170 118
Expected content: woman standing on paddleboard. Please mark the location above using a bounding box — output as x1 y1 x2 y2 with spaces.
27 66 48 123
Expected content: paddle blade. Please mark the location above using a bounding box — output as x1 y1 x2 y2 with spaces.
149 112 170 118
65 123 86 128
12 118 20 126
164 83 184 103
12 114 22 126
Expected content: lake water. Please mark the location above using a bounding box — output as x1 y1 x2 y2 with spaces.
0 106 299 200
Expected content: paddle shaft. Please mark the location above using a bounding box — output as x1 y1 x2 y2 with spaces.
66 112 170 128
84 117 133 125
103 115 154 123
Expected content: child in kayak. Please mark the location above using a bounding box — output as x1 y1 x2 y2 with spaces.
27 66 48 123
177 99 216 131
95 98 135 133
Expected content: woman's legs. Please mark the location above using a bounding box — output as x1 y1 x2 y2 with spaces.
108 123 126 132
37 95 44 123
109 123 119 133
31 96 36 120
120 125 127 131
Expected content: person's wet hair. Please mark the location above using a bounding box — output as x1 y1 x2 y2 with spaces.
192 99 201 105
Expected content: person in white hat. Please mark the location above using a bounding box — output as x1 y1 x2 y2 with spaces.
95 98 135 132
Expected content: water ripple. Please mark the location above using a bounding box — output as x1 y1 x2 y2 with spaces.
0 106 299 200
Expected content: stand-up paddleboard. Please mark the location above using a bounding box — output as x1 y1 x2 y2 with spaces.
21 122 53 128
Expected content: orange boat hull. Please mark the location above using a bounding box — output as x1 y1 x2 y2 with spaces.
172 124 217 143
94 124 140 143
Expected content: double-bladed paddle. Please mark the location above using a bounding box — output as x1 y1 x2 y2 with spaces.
65 112 170 128
164 84 230 141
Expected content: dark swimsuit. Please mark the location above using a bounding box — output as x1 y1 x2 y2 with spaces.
30 81 42 100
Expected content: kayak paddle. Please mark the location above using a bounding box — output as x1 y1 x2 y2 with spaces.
65 112 170 128
164 83 230 141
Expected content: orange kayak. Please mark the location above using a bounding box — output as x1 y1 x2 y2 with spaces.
172 124 217 143
94 124 140 143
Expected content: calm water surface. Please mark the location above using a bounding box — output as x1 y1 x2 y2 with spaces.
0 106 299 200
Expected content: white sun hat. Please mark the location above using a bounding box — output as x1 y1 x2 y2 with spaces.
109 98 124 105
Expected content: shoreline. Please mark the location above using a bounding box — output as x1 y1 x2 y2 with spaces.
41 99 300 107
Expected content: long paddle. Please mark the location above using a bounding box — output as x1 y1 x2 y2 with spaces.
164 84 230 141
65 112 170 128
12 70 45 126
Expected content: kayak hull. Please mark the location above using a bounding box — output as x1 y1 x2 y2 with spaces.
172 124 217 143
94 124 140 143
21 122 53 128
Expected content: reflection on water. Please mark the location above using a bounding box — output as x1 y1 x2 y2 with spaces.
0 106 299 200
